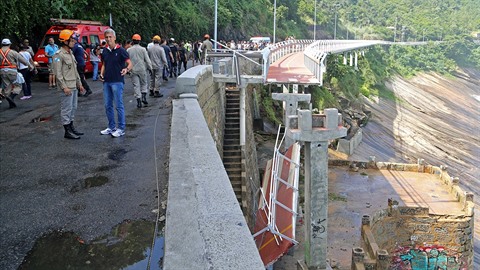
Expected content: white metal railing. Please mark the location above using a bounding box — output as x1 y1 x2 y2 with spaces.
253 127 300 247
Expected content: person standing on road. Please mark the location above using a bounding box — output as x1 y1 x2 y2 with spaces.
200 34 213 64
45 37 58 88
52 29 86 140
0 38 34 108
177 42 187 74
89 44 101 81
18 45 36 100
127 34 152 108
72 34 93 97
22 39 35 57
148 35 167 98
161 39 172 82
99 28 133 138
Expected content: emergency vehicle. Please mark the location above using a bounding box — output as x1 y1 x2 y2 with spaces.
34 18 110 79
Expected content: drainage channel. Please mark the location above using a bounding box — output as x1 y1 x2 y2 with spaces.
19 220 164 270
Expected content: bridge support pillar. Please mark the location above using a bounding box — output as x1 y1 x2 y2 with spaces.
355 52 358 70
350 53 354 67
287 109 347 269
272 93 311 149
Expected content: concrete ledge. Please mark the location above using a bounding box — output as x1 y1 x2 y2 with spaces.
164 98 264 270
175 65 213 97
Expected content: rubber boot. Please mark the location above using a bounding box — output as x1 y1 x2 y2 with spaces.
141 93 148 105
149 90 154 97
153 91 163 98
136 98 142 108
6 97 16 108
64 125 80 139
70 122 84 136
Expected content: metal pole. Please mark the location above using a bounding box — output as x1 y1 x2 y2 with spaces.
273 0 277 44
334 11 337 40
214 0 218 50
314 0 317 40
394 17 397 42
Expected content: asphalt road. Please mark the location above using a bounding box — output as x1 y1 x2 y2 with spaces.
0 74 176 269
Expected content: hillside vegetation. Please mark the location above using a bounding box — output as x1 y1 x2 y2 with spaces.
2 0 479 46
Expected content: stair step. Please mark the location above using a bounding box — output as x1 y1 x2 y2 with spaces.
224 162 241 169
226 167 242 173
223 149 241 156
223 156 241 163
224 145 241 151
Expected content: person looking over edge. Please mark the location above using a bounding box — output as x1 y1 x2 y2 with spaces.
52 29 85 139
127 34 152 108
45 37 59 88
99 28 133 138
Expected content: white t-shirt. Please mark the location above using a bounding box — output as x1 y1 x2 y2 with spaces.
18 51 31 70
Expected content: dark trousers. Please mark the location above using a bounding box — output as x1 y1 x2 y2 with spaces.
76 64 91 92
19 69 32 96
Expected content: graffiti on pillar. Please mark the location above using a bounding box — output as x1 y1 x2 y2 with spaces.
311 218 326 238
390 245 468 270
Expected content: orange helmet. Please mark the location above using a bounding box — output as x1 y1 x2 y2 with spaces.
152 35 161 41
204 34 210 39
59 29 74 42
132 34 141 41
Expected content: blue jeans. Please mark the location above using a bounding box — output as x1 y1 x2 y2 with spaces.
91 61 99 80
103 82 125 130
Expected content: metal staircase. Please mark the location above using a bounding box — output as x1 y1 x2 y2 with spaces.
222 87 243 203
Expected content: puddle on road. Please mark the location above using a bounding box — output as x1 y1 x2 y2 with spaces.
19 220 164 270
108 148 128 161
70 175 110 193
30 115 53 123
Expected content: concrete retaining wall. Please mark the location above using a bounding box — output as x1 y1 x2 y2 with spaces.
336 128 363 155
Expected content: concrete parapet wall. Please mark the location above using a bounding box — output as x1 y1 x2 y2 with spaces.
164 96 264 270
176 65 226 155
336 128 363 155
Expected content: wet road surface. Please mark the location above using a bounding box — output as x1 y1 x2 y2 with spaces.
0 75 176 269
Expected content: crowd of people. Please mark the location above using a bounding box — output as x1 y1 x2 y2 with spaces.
1 30 277 140
0 31 218 140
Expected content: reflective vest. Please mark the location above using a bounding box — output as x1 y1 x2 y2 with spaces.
0 49 17 69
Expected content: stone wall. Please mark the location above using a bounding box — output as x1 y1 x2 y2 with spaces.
175 65 226 155
242 85 261 229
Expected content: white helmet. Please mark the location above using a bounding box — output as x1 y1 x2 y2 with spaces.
1 38 12 45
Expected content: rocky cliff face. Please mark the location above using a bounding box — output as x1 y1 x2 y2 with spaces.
350 69 479 194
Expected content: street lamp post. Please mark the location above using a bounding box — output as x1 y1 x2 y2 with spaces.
333 4 340 40
273 0 277 44
214 0 218 50
334 11 338 39
314 0 317 40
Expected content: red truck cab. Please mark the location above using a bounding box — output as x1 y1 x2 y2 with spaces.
34 18 110 79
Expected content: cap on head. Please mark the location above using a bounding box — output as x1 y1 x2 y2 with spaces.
153 35 161 41
1 38 11 45
169 38 175 42
132 34 141 41
59 29 74 42
72 32 80 41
